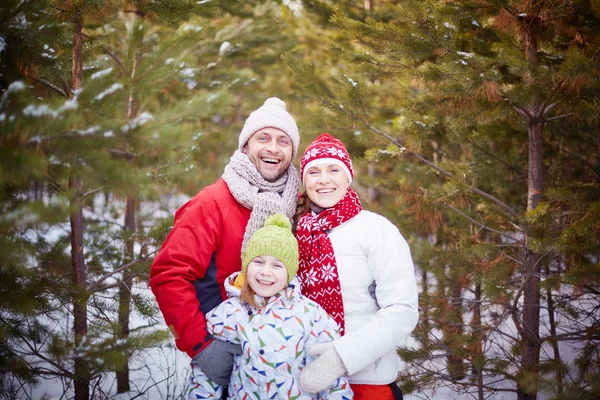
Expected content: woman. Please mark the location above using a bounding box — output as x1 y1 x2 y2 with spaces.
295 133 419 400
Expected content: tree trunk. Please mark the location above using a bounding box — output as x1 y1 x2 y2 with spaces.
71 12 89 400
446 278 465 381
116 9 144 391
516 9 543 398
117 196 135 393
518 117 544 400
367 163 380 203
71 174 88 400
546 262 563 394
472 284 484 400
421 268 430 344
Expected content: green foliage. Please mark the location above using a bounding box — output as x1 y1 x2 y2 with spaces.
1 0 303 397
289 0 600 397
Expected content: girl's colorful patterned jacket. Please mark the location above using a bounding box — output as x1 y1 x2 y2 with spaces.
189 272 353 400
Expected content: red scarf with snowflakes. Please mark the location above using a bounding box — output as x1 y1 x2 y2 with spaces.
296 189 362 335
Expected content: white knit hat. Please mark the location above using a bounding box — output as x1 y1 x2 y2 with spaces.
238 97 300 158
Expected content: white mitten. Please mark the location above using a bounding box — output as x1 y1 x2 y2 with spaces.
299 342 347 393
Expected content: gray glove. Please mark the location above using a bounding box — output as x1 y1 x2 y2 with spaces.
191 337 242 386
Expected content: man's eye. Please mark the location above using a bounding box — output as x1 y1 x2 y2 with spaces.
278 138 290 146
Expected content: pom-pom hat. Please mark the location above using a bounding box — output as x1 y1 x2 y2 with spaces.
300 133 354 183
238 97 300 158
241 213 299 283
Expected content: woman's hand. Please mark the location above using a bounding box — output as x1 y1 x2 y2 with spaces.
300 342 347 393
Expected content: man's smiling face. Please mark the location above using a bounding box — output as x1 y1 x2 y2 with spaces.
243 127 293 182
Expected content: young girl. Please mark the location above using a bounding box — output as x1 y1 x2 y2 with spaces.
189 213 353 400
295 134 419 400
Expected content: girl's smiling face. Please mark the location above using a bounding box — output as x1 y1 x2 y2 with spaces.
246 255 288 297
304 163 350 208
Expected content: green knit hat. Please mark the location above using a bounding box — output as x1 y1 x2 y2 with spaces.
241 213 299 283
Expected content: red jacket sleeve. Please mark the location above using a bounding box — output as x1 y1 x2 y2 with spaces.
149 193 221 357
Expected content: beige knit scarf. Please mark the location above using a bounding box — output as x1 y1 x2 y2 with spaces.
222 150 300 251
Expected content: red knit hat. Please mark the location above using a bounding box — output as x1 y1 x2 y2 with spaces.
300 133 354 183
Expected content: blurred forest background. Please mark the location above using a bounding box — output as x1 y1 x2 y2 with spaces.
1 1 599 399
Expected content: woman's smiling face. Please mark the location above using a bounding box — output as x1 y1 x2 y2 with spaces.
304 163 350 209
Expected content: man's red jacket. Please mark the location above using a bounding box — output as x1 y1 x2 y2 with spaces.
149 179 251 357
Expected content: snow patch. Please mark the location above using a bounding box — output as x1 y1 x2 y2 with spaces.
94 83 123 101
219 41 232 56
77 126 100 136
1 81 26 108
183 24 203 32
91 67 113 80
121 111 154 132
456 51 473 59
181 67 195 78
23 99 78 118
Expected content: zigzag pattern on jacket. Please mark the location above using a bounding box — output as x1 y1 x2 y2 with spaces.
296 189 362 337
189 284 353 399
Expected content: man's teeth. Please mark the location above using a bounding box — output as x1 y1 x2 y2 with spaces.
261 158 279 164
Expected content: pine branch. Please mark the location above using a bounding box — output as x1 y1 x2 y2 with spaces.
545 112 573 122
512 104 532 121
542 331 600 343
370 123 519 216
315 95 519 216
88 254 156 293
83 185 111 198
445 205 521 243
82 32 126 73
467 139 520 174
103 47 126 73
26 74 67 98
17 334 74 378
135 43 177 83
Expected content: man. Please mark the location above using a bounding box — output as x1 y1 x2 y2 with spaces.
149 97 300 386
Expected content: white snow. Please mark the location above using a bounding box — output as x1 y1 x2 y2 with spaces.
219 41 232 56
23 99 78 118
94 83 124 101
1 80 26 108
121 111 154 132
91 67 114 80
456 51 473 59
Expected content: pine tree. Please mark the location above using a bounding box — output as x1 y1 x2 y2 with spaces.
1 0 303 398
286 0 600 399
